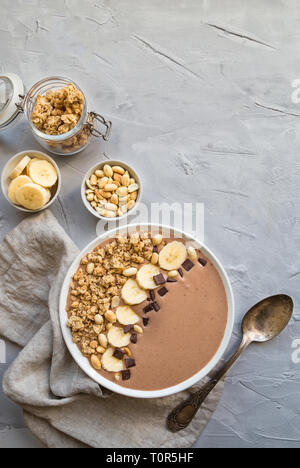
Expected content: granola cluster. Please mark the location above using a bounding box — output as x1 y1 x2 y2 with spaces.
67 233 154 359
46 125 90 153
31 82 84 135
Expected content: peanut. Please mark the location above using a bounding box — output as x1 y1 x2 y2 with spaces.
152 234 163 246
151 252 159 265
105 310 117 323
98 333 108 348
127 200 135 211
123 267 137 277
130 191 138 201
89 174 97 186
116 186 128 197
104 202 118 212
98 176 109 188
168 270 178 278
111 295 120 308
94 314 104 325
103 164 113 177
128 183 139 193
188 246 197 260
99 190 111 199
104 183 118 192
111 193 119 205
86 263 95 274
112 165 125 175
121 174 130 187
91 355 101 370
134 324 143 334
113 173 122 182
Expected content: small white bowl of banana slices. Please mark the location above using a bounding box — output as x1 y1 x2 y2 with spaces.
1 150 61 212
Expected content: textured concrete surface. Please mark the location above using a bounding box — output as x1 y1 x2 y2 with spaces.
0 0 300 448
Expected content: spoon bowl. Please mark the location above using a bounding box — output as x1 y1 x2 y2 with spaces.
242 294 293 343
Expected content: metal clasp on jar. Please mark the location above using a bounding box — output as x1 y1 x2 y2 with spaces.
87 112 112 141
15 94 26 113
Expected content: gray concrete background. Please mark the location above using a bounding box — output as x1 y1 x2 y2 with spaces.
0 0 300 448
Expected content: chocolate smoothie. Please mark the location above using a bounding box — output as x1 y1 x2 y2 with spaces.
66 233 228 391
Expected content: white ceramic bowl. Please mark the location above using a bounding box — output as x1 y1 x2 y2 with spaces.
1 149 61 213
81 160 142 221
60 223 235 399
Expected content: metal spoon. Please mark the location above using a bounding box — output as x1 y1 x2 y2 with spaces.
167 294 293 432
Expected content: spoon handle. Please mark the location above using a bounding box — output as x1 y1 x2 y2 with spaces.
167 336 251 432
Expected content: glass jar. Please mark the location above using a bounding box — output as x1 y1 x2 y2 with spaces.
0 74 111 155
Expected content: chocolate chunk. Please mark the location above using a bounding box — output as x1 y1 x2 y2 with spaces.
143 304 153 314
113 348 125 360
124 324 134 333
153 273 166 285
182 258 195 272
121 369 131 381
198 258 207 267
150 290 155 301
147 297 151 302
158 286 168 297
152 301 160 312
130 333 138 344
167 277 177 283
178 268 184 277
143 317 149 327
125 358 136 369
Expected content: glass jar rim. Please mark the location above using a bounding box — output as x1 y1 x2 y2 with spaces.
24 76 87 141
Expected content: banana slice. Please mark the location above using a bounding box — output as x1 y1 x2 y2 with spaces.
101 347 124 372
136 264 161 290
121 279 147 305
9 156 31 179
107 325 131 347
15 183 51 210
116 306 140 325
159 241 187 271
27 158 58 188
8 175 32 205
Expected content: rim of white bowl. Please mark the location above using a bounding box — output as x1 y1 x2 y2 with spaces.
1 149 61 213
81 160 142 221
59 223 235 399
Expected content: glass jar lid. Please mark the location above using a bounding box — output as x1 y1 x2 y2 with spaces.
0 73 24 129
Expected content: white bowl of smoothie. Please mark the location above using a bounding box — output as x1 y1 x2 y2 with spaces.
59 224 234 399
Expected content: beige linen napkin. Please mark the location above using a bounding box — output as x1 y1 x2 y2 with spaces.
0 211 224 448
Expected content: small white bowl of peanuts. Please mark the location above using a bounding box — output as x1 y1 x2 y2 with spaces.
81 160 142 221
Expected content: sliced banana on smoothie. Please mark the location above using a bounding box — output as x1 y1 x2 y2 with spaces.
27 158 58 188
9 155 31 179
137 264 161 290
121 279 147 305
101 347 124 372
8 175 32 204
107 325 131 347
116 306 140 325
159 241 187 271
15 183 51 210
